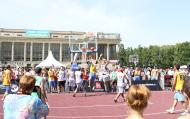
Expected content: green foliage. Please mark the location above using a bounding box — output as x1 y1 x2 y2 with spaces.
118 41 190 68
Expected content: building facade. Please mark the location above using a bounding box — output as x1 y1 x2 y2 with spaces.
0 28 121 67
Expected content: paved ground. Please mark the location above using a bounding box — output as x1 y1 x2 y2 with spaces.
0 91 186 119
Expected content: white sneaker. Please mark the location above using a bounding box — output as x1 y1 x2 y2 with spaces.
166 108 174 114
180 110 189 116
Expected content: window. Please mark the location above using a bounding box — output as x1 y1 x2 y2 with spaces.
26 43 31 61
98 44 107 59
109 44 117 60
4 34 10 36
1 42 12 61
17 34 23 37
14 42 24 61
50 43 60 61
44 43 49 59
62 44 70 61
32 43 43 61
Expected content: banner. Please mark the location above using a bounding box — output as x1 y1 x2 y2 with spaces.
26 30 50 38
131 80 162 91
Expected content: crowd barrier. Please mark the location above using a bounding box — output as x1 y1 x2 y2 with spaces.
131 80 162 91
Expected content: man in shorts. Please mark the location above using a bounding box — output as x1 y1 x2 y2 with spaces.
2 65 12 101
166 64 188 115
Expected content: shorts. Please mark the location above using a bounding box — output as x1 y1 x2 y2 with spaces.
49 80 56 87
76 83 83 89
117 86 125 93
58 80 66 87
134 76 140 81
5 85 11 93
174 91 185 102
89 73 96 80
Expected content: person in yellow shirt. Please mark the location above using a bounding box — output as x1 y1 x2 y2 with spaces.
48 67 56 93
166 64 188 115
178 81 190 118
88 62 97 90
2 65 12 101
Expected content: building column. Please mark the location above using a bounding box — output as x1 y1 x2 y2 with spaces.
42 43 45 60
96 52 98 60
95 41 98 60
30 42 33 61
0 42 1 60
60 43 62 62
107 43 109 60
48 43 51 51
24 42 26 61
11 42 14 61
71 53 73 62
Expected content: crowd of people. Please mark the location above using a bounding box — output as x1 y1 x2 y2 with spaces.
0 62 188 95
0 59 190 118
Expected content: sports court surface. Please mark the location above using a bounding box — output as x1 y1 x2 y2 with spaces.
0 91 185 119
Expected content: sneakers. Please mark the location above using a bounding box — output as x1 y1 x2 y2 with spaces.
180 110 189 116
166 108 174 114
114 99 117 103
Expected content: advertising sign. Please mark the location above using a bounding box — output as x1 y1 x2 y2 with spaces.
26 30 50 38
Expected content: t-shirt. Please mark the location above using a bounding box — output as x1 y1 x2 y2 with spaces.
75 71 83 84
90 64 96 73
81 71 89 80
31 76 44 99
3 69 11 86
175 71 185 91
3 94 48 119
48 70 55 80
111 71 117 80
58 70 66 81
117 72 126 87
69 71 75 81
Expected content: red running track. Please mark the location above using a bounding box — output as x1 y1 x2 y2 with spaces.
0 91 185 119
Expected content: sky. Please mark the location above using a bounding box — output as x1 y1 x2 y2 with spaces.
0 0 190 48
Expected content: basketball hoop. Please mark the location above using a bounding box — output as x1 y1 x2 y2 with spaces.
86 32 94 38
81 47 86 53
90 47 95 52
134 61 138 66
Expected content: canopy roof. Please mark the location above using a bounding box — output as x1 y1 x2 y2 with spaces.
36 51 64 68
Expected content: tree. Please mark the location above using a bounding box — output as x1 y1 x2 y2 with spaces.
119 41 190 68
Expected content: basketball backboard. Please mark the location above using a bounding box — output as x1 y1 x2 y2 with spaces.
69 32 97 53
129 54 139 63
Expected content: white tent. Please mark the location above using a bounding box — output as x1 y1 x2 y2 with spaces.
36 51 64 67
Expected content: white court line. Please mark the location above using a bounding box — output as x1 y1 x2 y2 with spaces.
47 115 127 118
0 109 186 118
47 108 185 119
50 101 153 109
50 104 125 109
